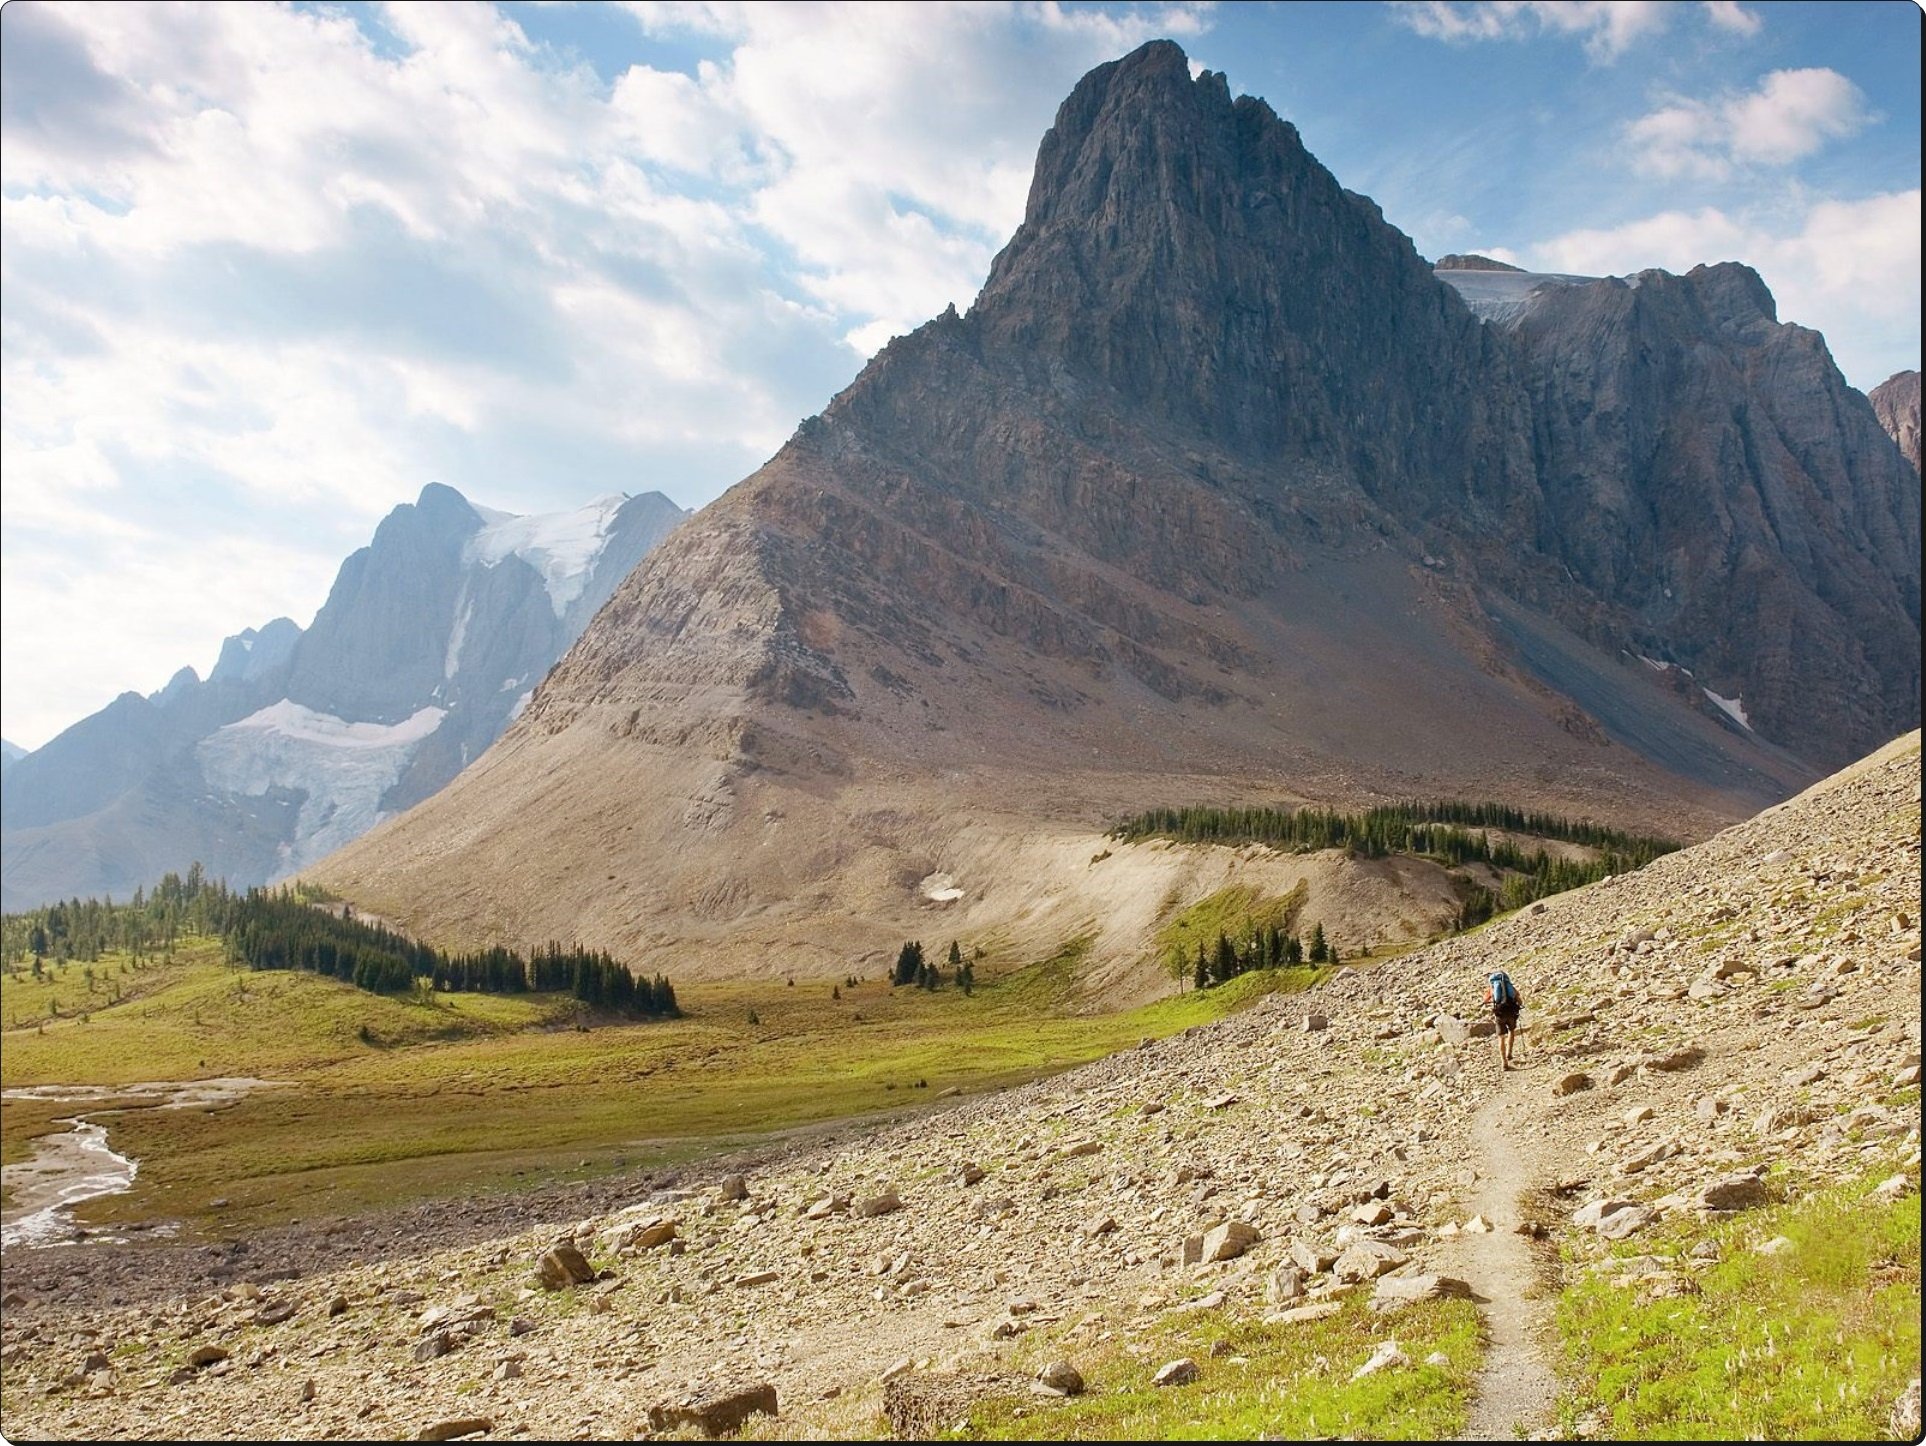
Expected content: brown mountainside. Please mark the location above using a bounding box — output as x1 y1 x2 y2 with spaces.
312 42 1917 979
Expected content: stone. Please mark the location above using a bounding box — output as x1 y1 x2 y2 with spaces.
1264 1266 1305 1304
1352 1201 1393 1227
735 1270 780 1288
1873 1174 1915 1202
413 1333 454 1363
1695 1174 1769 1212
533 1242 594 1290
327 1295 348 1317
1755 1235 1795 1256
855 1188 904 1218
1572 1199 1641 1230
1035 1361 1085 1396
647 1383 779 1438
1152 1358 1199 1387
1266 1300 1343 1325
1334 1239 1407 1281
1200 1220 1260 1262
187 1346 228 1369
1891 1378 1922 1440
1203 1093 1238 1110
1370 1274 1473 1309
1288 1239 1339 1275
1352 1339 1409 1380
1060 1139 1103 1159
494 1361 522 1382
1086 1215 1119 1238
718 1174 749 1201
1597 1207 1655 1240
1552 1072 1593 1096
955 1164 986 1186
416 1418 492 1442
1302 1014 1329 1032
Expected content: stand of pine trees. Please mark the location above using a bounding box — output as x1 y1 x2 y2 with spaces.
1188 922 1325 989
3 868 677 1018
892 940 974 993
1113 800 1675 925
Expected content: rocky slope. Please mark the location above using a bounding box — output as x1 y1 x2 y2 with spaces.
312 40 1913 978
3 731 1916 1441
0 488 685 910
1872 369 1922 477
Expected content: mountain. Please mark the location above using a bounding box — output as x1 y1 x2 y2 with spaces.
1871 369 1921 477
0 487 686 910
311 41 1918 978
0 741 25 778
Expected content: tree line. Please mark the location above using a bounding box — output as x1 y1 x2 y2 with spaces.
3 866 677 1017
1111 799 1677 927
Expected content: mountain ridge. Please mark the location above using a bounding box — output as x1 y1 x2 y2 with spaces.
1 486 687 910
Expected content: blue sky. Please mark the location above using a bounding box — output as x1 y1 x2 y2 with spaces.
2 0 1919 750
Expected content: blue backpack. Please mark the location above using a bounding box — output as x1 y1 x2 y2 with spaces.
1489 971 1518 1008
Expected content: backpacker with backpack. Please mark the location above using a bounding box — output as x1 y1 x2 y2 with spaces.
1489 970 1519 1011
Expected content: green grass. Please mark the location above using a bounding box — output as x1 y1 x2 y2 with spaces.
1153 884 1307 977
0 935 1315 1237
1554 1161 1921 1439
962 1293 1479 1440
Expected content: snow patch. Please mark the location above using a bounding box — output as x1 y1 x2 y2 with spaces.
1435 267 1601 326
920 871 965 903
464 493 630 618
197 701 447 877
444 593 471 680
1703 688 1751 730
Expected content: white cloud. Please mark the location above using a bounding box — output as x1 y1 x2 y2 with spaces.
1628 67 1870 179
0 0 1217 747
1701 1 1762 36
1524 189 1922 391
1394 1 1674 60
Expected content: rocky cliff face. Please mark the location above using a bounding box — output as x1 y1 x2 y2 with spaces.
1871 369 1922 477
311 41 1919 977
1472 265 1920 766
1 487 685 909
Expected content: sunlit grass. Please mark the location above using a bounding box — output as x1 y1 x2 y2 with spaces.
963 1293 1479 1440
1554 1161 1921 1439
0 935 1314 1236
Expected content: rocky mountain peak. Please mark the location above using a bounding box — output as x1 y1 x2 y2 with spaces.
1871 369 1921 477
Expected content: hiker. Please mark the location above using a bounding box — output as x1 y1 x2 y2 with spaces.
1485 969 1521 1070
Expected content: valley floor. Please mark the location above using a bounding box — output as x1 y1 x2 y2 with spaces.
0 736 1919 1441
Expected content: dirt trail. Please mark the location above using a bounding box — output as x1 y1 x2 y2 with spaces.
1450 1066 1562 1440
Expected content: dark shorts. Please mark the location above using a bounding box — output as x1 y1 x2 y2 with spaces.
1494 1005 1520 1034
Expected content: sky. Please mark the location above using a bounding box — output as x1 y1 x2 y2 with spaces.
2 0 1920 751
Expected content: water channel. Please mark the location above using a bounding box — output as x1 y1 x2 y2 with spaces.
0 1078 289 1249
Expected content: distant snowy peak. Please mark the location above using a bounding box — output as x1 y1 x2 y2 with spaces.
1436 266 1601 326
463 492 634 618
0 740 25 776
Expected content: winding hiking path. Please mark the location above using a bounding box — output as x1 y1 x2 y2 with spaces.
1450 1073 1562 1440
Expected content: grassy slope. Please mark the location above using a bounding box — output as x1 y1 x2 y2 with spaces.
0 937 1312 1234
1554 1156 1921 1440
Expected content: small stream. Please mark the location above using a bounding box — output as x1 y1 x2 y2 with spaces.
1 1078 289 1249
